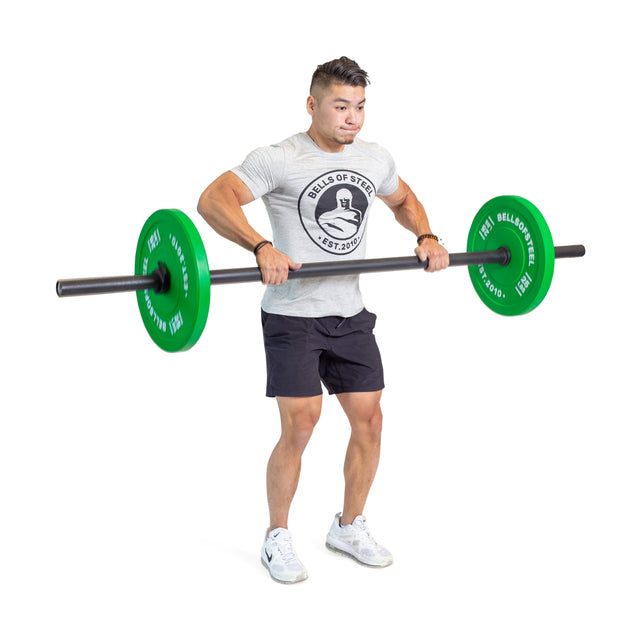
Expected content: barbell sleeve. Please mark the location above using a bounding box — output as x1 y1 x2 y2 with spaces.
553 245 586 260
56 274 161 297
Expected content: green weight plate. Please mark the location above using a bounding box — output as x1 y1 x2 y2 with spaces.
135 209 210 351
467 196 555 316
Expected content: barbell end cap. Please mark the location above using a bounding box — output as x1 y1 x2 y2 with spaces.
499 246 511 266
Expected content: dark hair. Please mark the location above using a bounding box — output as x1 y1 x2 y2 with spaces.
310 56 370 95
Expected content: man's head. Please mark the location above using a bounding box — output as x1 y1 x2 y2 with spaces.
307 57 370 153
309 57 370 97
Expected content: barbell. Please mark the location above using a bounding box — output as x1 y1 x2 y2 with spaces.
56 195 585 352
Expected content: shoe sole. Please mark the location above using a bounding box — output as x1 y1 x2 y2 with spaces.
261 558 308 584
325 541 393 568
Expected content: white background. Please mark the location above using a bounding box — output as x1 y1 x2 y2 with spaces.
2 1 638 638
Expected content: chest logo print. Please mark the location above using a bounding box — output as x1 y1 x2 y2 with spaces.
298 170 376 255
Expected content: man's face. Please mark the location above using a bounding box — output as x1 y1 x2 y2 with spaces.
307 83 365 152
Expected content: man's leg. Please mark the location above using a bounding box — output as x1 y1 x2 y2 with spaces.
336 390 383 525
325 389 392 567
266 395 323 532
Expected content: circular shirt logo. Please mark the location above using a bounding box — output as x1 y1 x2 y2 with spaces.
298 170 376 255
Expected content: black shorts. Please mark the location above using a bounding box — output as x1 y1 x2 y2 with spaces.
261 308 385 398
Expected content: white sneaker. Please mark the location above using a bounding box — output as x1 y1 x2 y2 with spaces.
261 528 308 584
326 513 393 567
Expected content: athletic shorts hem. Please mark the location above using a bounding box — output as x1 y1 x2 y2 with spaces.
266 383 386 399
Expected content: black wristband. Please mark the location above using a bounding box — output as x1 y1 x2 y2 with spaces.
253 240 273 256
417 233 439 245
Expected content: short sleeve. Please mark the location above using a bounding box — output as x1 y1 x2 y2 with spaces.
230 145 286 200
377 146 399 197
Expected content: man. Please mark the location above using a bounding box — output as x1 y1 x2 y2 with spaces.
197 57 448 584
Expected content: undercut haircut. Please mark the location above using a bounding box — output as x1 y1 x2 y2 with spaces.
310 57 370 95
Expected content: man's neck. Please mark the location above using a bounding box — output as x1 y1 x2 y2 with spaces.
306 127 345 153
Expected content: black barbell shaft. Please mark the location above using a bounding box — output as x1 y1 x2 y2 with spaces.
208 248 511 285
55 244 585 297
56 248 509 296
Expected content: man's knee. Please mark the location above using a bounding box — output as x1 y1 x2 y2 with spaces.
277 396 323 448
359 403 383 441
339 392 384 441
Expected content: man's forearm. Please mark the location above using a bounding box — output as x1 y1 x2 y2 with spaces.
391 188 434 239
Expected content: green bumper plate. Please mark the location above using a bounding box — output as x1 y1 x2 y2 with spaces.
135 209 210 351
467 196 555 316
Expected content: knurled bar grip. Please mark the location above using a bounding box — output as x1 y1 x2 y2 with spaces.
55 245 585 297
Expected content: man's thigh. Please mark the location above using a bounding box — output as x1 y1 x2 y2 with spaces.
319 309 385 395
262 310 324 398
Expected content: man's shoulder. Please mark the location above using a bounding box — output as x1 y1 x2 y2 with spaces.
268 132 309 151
246 132 308 162
352 137 392 157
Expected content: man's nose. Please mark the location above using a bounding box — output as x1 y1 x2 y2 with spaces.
345 109 357 124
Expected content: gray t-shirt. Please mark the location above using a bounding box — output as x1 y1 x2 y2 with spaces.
232 132 399 317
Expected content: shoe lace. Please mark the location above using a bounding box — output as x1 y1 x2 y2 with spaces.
351 516 379 546
277 536 298 564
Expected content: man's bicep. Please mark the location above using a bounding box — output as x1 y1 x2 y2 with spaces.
200 171 256 208
224 171 257 206
378 177 410 210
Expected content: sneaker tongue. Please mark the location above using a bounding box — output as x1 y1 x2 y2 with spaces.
352 516 367 530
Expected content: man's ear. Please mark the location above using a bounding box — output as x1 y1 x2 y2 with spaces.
306 95 316 116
